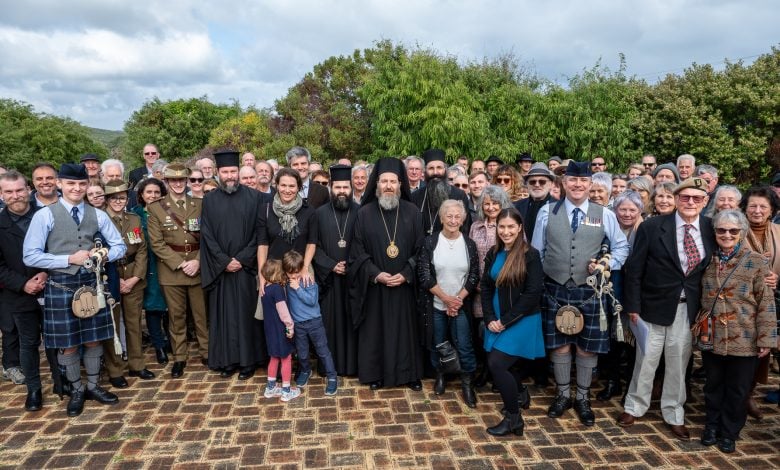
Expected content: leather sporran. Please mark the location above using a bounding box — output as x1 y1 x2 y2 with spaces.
435 341 461 375
71 286 100 318
555 305 584 335
691 309 715 351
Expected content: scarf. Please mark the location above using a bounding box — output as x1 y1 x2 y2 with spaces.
272 193 303 245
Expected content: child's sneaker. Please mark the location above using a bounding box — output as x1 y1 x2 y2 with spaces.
280 387 301 402
296 370 312 387
264 383 282 399
325 378 338 396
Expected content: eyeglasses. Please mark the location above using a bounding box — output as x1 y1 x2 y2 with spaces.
591 162 605 167
144 152 158 156
526 178 548 186
642 163 655 167
109 196 128 202
314 180 329 186
189 178 204 183
454 183 468 189
677 194 705 203
495 177 512 184
715 228 741 235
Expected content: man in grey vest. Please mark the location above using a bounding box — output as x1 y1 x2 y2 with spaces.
531 161 628 426
23 163 127 417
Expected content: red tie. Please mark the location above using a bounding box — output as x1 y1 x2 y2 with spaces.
683 224 700 275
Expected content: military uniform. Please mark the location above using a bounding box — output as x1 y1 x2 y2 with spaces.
146 193 209 364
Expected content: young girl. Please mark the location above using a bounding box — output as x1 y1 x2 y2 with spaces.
260 260 299 402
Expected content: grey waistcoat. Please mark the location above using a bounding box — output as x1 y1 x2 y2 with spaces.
544 200 606 286
47 202 99 274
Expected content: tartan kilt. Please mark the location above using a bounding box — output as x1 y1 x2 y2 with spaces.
542 279 610 354
43 270 114 349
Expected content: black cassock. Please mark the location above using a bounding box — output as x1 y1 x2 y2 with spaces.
348 200 424 386
411 185 472 236
313 201 359 376
200 185 269 369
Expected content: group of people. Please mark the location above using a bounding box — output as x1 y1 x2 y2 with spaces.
0 145 777 454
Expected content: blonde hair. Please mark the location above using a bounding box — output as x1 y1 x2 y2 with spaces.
261 259 286 285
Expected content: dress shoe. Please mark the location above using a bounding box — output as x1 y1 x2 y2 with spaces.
746 397 763 420
574 398 595 426
171 361 186 379
486 411 524 436
86 386 119 405
434 372 446 395
129 369 155 380
616 412 635 427
53 382 72 398
461 374 477 409
700 427 718 446
25 389 43 412
220 367 238 378
67 388 86 417
717 437 735 453
238 367 255 380
407 380 423 391
369 380 384 390
547 394 573 418
668 424 690 441
155 348 169 365
597 380 622 401
109 376 129 389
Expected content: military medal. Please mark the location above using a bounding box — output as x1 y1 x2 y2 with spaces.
331 204 350 250
379 204 401 259
386 242 399 258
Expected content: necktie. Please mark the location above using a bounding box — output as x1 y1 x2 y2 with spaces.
683 224 700 274
571 208 581 234
176 200 185 210
71 207 80 225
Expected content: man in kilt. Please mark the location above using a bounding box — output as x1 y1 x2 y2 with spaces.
23 163 127 417
531 161 628 426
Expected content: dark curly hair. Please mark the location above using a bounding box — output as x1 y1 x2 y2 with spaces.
136 177 167 207
739 185 780 219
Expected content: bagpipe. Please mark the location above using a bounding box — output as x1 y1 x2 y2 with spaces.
585 242 625 341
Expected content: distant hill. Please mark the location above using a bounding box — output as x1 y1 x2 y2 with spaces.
85 126 125 151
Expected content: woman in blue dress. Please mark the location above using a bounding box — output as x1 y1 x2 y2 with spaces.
481 208 545 436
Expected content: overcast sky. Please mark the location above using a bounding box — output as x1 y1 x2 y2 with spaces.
0 1 776 130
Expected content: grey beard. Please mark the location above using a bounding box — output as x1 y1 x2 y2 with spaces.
220 181 238 194
333 194 351 210
427 178 449 209
378 193 400 210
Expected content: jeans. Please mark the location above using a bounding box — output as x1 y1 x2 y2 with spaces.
1 309 42 391
145 310 169 349
294 317 336 379
431 308 476 374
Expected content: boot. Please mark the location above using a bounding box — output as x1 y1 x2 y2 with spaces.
434 371 446 395
474 366 491 388
597 379 622 401
486 411 524 436
461 373 477 408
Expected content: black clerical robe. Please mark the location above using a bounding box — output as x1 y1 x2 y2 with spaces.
348 200 424 386
200 185 269 369
411 185 472 236
313 201 359 376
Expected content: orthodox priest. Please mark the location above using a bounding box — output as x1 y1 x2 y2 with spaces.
313 165 359 376
200 150 270 380
412 148 471 236
349 157 424 390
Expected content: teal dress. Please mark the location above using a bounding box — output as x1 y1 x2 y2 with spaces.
483 250 545 359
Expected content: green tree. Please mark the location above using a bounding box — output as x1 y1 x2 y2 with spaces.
208 110 274 155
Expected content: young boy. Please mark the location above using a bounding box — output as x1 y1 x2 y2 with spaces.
282 250 338 396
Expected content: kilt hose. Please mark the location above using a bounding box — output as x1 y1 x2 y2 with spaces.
542 279 610 354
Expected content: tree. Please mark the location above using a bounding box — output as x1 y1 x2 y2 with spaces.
208 110 274 155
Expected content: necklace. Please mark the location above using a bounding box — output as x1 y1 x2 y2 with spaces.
419 189 435 235
331 203 350 248
443 232 460 249
379 204 400 258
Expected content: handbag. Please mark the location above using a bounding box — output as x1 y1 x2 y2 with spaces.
691 257 744 351
435 340 461 375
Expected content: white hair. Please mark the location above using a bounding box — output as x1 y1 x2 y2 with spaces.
101 158 124 177
591 171 612 193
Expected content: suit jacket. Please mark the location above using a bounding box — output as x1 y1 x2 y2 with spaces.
0 206 46 313
128 166 150 190
305 180 330 209
624 213 715 326
146 194 203 286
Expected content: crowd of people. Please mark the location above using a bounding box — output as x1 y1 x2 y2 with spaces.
0 146 778 454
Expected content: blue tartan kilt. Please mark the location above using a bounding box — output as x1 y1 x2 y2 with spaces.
43 270 114 349
542 279 610 354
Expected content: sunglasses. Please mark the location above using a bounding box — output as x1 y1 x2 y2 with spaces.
677 194 705 203
189 178 204 183
591 162 605 167
526 178 548 186
715 228 741 235
144 152 158 156
454 183 468 189
495 177 512 184
314 180 329 186
642 163 655 167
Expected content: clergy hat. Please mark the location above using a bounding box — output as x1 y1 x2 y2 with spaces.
565 161 592 177
523 163 555 181
79 153 100 163
58 163 89 181
104 180 129 196
360 157 411 206
329 164 352 182
163 163 190 179
673 177 708 195
422 148 446 165
213 149 240 168
515 153 534 163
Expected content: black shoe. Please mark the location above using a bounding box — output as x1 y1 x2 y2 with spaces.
474 367 491 388
408 380 423 391
201 357 209 367
171 361 186 379
434 372 446 395
574 398 595 426
547 394 573 418
86 386 119 405
109 376 129 389
369 380 384 390
129 369 155 380
155 348 169 365
597 380 622 402
461 374 477 408
486 411 524 436
53 382 72 398
238 367 255 380
25 389 43 412
701 428 718 446
717 438 736 454
67 388 86 417
220 367 238 378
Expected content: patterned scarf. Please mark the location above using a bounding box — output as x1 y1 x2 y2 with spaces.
272 193 303 244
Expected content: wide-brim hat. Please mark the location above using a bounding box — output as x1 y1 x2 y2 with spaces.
523 163 555 181
163 163 190 179
104 180 129 196
515 153 534 163
485 155 504 165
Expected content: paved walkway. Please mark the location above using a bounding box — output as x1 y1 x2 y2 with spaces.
0 348 778 469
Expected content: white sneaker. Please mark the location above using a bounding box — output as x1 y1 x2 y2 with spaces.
3 367 25 385
280 387 301 402
264 384 282 399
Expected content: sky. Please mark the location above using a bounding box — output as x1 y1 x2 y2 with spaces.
0 1 776 130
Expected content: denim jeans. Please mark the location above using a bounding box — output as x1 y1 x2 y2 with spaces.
294 317 336 379
431 308 476 373
145 310 169 349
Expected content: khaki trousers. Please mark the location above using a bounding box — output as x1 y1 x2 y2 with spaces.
160 284 208 362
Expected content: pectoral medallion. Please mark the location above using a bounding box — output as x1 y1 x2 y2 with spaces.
386 242 399 258
338 238 347 248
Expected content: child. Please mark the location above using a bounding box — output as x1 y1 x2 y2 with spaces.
282 250 338 396
260 260 300 402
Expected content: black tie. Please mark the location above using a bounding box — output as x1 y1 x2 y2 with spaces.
71 207 80 225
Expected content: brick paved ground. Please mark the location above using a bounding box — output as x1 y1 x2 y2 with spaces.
0 347 778 469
